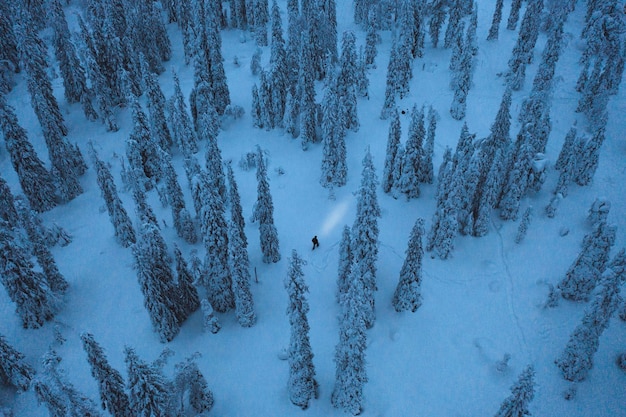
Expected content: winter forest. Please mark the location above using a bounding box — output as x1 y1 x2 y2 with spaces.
0 0 625 415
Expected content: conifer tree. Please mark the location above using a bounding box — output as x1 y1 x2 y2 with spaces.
161 149 197 244
443 0 464 49
125 347 172 416
351 149 381 329
0 98 57 212
36 350 103 417
254 0 270 46
365 23 378 66
173 245 201 322
298 31 318 149
229 217 256 327
199 185 234 313
269 0 288 127
382 108 402 194
0 1 19 91
515 207 533 244
499 137 535 221
507 0 544 90
168 72 198 156
556 261 624 381
393 218 425 312
356 47 370 98
337 31 359 132
285 250 318 409
0 220 58 328
90 145 136 247
399 105 426 198
428 0 447 48
252 147 281 263
132 221 181 342
332 274 368 415
336 225 353 303
487 0 504 41
574 121 606 186
14 198 68 295
320 75 348 189
143 61 173 151
0 334 34 391
557 221 617 301
450 28 472 120
422 106 437 184
427 148 459 259
201 299 221 334
494 365 536 417
258 70 273 130
0 176 18 227
81 333 132 417
49 0 97 120
173 356 214 414
506 0 523 30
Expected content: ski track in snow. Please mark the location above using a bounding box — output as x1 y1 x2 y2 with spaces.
307 240 339 273
492 216 531 362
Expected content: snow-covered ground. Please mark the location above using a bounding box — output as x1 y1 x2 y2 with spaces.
1 1 625 416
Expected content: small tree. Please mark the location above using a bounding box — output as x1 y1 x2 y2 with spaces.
125 347 172 416
392 218 425 312
494 365 536 417
0 334 34 391
173 356 214 415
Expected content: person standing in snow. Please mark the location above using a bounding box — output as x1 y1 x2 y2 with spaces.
312 236 319 250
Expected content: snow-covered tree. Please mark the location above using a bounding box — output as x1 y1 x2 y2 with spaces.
0 334 34 391
515 207 533 244
161 149 196 244
337 30 360 132
269 0 288 127
81 333 132 417
351 149 381 329
199 184 234 313
332 274 368 415
132 221 181 342
382 108 402 194
494 365 536 417
574 122 606 186
398 105 426 198
252 147 281 263
506 0 523 31
0 220 59 328
143 61 173 151
201 299 221 334
422 106 437 184
321 75 348 189
284 250 318 409
393 218 425 312
0 97 57 212
168 72 198 156
487 0 504 41
173 356 214 414
556 260 624 381
558 221 617 301
90 144 136 247
507 0 544 90
444 0 464 49
35 350 103 417
336 225 353 303
173 245 201 322
125 347 172 416
0 176 18 227
365 23 378 66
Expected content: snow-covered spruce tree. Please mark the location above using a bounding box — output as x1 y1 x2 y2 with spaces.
588 198 611 227
173 356 214 415
284 250 318 409
494 365 536 417
48 0 97 120
0 98 57 212
321 74 348 189
0 220 58 328
336 225 353 303
200 298 221 334
258 70 273 130
506 0 523 31
160 149 197 244
35 350 103 417
0 334 34 391
15 9 86 202
499 136 536 221
443 0 465 49
173 245 201 323
132 221 181 342
399 104 426 198
365 23 378 66
0 0 19 89
90 144 136 247
427 148 459 260
382 108 402 194
253 0 269 46
351 149 381 329
574 121 606 186
428 0 447 48
356 46 370 98
251 84 263 128
231 0 248 28
557 221 617 302
332 274 368 415
555 125 578 171
126 0 171 75
450 27 472 120
0 176 18 227
507 0 544 91
422 106 438 184
269 0 288 127
515 206 533 244
380 42 398 120
80 333 132 417
142 59 173 151
252 146 281 263
487 0 504 41
556 261 624 382
129 99 163 185
75 15 118 131
298 30 318 150
168 71 198 156
199 185 234 313
229 217 256 327
337 31 359 132
125 347 172 416
226 161 248 249
13 198 68 295
398 0 426 59
392 218 425 312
